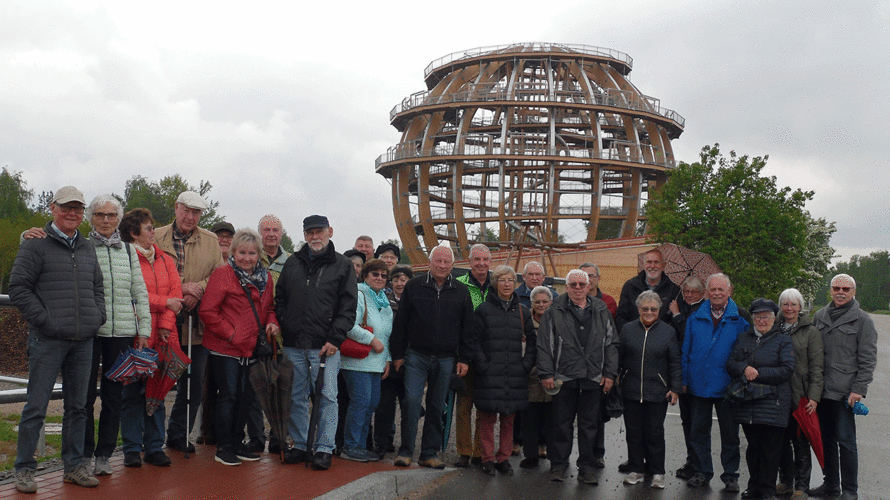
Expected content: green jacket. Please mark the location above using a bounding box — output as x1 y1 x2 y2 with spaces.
457 271 491 311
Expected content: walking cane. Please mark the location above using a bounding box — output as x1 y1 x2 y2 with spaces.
184 313 193 459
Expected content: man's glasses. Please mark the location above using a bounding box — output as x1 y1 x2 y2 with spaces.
370 271 388 279
532 299 552 305
832 286 852 292
639 306 658 312
56 204 85 214
567 282 587 289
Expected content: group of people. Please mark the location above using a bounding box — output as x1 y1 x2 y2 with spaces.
8 188 877 500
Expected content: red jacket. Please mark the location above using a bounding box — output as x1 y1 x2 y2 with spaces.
200 265 278 358
137 244 183 347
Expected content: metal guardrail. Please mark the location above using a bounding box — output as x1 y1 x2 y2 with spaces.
0 293 11 307
424 42 633 78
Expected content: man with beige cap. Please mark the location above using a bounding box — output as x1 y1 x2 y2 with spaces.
155 191 224 453
10 186 105 492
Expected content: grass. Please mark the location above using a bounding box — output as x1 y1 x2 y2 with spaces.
872 310 890 315
1 413 116 472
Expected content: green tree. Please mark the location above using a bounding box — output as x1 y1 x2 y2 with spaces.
798 216 837 303
831 251 890 312
645 144 828 306
120 175 223 229
280 231 295 254
0 167 33 220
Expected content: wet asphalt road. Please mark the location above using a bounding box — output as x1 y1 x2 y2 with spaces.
418 314 890 500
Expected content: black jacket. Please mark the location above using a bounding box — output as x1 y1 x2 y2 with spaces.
275 242 357 349
670 297 704 348
619 319 682 403
615 271 680 332
389 272 475 360
471 292 536 414
9 222 106 340
726 325 795 427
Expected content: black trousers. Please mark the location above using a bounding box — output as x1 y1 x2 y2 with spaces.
520 401 552 459
374 374 406 450
623 399 668 474
779 410 812 490
679 392 695 467
550 379 602 472
742 423 785 497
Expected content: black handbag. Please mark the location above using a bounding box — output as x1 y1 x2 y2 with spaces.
241 283 273 358
725 377 775 403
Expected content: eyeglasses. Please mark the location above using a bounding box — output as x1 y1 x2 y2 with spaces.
639 306 658 312
587 273 599 280
496 278 515 284
92 212 118 220
56 204 85 214
567 282 587 289
831 286 852 292
370 271 388 279
753 314 774 321
532 299 552 305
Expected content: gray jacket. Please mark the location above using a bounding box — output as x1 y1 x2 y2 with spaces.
813 300 877 401
536 293 618 384
9 222 106 340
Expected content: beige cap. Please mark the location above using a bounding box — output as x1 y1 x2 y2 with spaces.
52 186 86 205
175 191 208 210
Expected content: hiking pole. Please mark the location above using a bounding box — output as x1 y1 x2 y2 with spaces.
185 313 193 459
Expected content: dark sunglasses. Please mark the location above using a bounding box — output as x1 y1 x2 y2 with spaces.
832 286 851 292
370 271 388 279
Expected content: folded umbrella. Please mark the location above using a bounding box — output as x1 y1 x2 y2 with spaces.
105 346 158 385
146 340 191 416
249 340 294 462
305 354 327 466
792 397 824 469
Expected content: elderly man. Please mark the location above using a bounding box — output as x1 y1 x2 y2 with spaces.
276 215 357 470
668 275 707 480
516 261 559 308
615 249 680 332
353 235 374 262
580 262 615 319
811 274 877 500
390 246 475 469
682 273 748 492
155 191 224 453
536 269 618 484
452 243 492 466
210 221 235 259
10 186 104 492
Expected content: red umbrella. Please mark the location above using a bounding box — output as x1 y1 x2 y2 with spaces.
146 339 191 416
792 397 825 469
638 243 721 287
105 347 158 385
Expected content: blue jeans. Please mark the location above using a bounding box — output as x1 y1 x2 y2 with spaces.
208 353 250 451
342 369 381 451
818 398 858 494
688 395 740 482
168 344 208 443
284 348 340 454
399 349 454 461
121 380 166 454
16 333 93 473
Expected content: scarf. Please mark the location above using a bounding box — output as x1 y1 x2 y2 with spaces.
359 282 390 311
135 244 155 264
90 229 123 249
229 256 268 294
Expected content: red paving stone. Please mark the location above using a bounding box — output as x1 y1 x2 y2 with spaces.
1 445 401 499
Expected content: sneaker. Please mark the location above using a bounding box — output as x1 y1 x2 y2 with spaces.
519 457 539 469
124 451 142 468
652 474 666 489
235 446 261 462
63 463 99 488
167 437 196 453
837 493 858 500
341 448 370 462
144 451 172 467
215 449 242 466
724 478 740 492
394 456 412 467
310 452 332 470
776 482 793 496
550 468 566 482
676 463 694 479
687 474 708 487
15 468 38 494
454 455 471 468
283 447 308 464
94 456 112 476
362 449 381 462
791 490 809 500
578 468 598 485
247 439 265 453
419 457 446 469
495 460 513 476
481 461 496 475
624 472 645 485
809 484 841 497
617 460 631 472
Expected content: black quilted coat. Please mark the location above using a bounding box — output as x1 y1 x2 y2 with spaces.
471 291 536 415
725 325 795 427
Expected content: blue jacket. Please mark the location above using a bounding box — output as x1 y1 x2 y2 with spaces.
682 298 750 398
342 283 393 373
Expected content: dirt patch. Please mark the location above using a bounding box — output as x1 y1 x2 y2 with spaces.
0 308 28 376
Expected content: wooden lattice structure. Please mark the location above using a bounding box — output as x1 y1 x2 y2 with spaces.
375 42 685 263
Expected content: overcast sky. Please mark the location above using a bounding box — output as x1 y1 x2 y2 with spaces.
2 1 887 262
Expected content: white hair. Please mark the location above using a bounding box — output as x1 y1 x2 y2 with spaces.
706 272 731 289
85 194 123 222
428 245 455 261
778 288 805 308
468 243 491 259
523 261 544 274
565 269 590 284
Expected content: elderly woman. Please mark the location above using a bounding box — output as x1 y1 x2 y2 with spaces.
471 265 536 476
619 290 681 489
77 195 152 475
119 208 183 468
518 286 554 469
726 299 795 500
340 259 393 462
199 228 280 466
374 243 401 272
776 289 823 499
